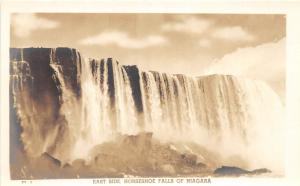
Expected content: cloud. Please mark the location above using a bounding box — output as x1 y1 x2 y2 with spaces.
212 26 255 42
162 16 212 34
12 13 59 38
198 38 211 48
79 31 167 49
203 38 285 102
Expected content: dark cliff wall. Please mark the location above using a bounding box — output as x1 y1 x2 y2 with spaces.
124 65 143 112
9 48 81 162
107 58 116 106
11 48 59 119
53 48 82 97
10 47 82 118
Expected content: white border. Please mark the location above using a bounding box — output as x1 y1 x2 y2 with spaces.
1 1 300 186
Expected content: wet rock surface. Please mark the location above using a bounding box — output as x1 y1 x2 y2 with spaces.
214 166 271 176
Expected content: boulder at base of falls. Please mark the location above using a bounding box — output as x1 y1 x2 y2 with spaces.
251 168 272 175
214 166 271 176
86 132 211 177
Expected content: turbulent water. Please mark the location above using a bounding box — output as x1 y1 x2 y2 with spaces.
10 48 284 173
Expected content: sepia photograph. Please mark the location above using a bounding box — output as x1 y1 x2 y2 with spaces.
1 1 300 186
9 13 285 179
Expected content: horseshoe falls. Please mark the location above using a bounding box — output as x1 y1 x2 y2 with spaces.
10 48 284 175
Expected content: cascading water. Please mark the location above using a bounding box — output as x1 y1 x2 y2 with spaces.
139 73 283 172
10 48 284 173
71 58 141 162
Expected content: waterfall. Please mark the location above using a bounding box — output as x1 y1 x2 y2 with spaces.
71 58 141 161
139 73 283 172
10 49 37 156
10 48 284 173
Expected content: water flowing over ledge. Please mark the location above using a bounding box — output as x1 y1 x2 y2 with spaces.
10 47 284 176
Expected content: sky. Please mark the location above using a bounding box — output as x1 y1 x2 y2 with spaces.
10 13 286 101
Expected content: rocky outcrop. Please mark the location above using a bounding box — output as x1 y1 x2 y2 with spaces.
86 132 210 177
214 166 271 176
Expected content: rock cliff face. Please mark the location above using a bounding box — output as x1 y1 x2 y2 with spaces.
10 48 81 160
10 47 284 179
10 48 81 131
